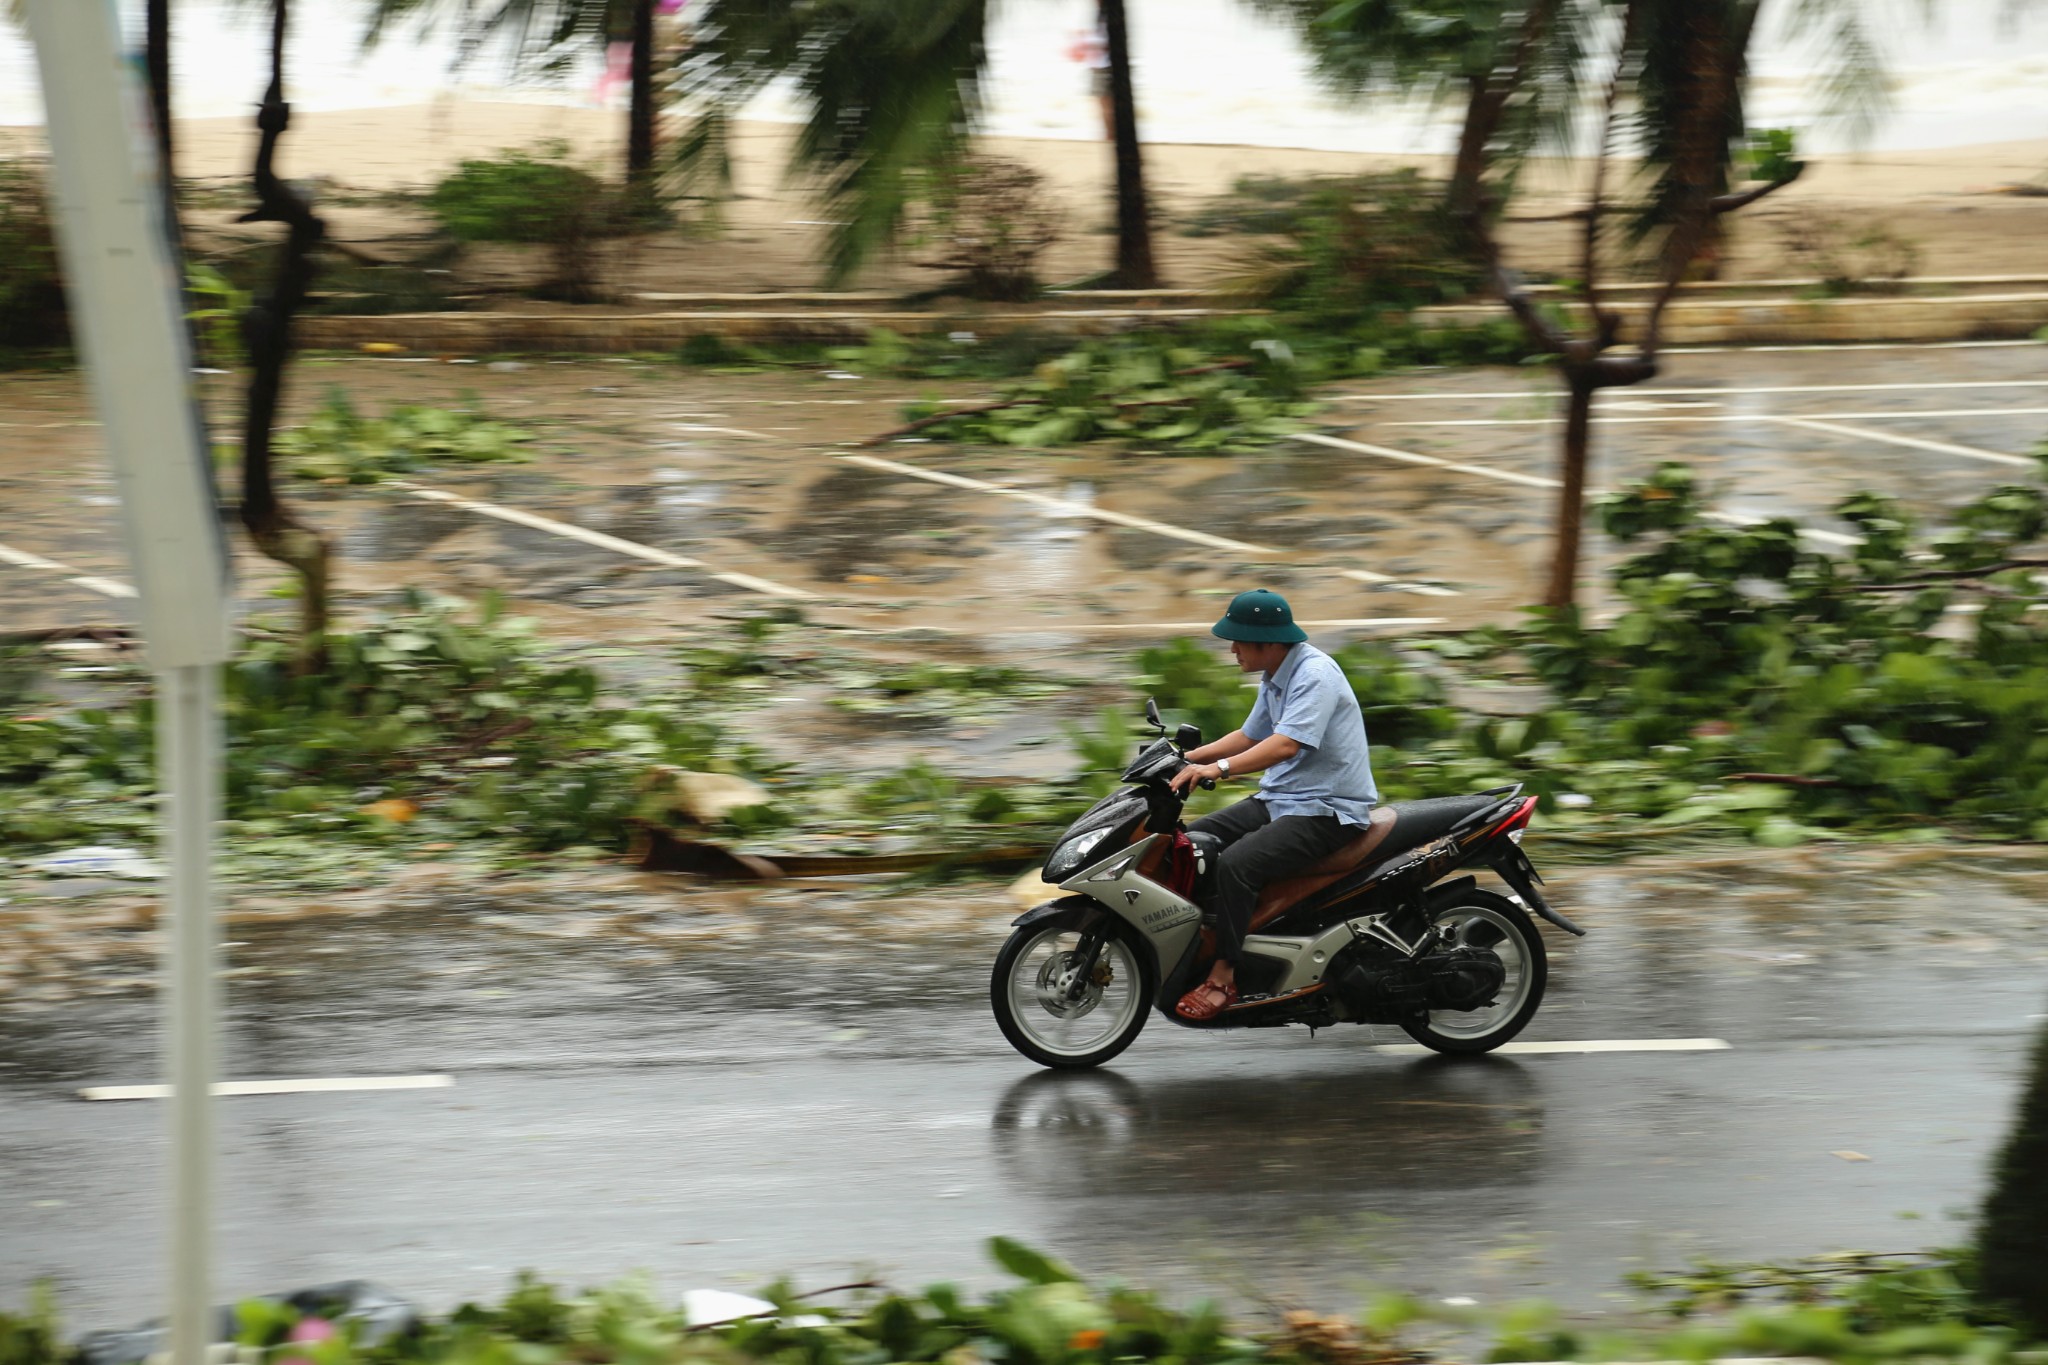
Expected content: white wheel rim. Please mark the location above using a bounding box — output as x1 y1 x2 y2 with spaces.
1006 926 1143 1059
1424 904 1535 1040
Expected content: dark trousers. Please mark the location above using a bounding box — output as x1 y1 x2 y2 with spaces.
1189 796 1353 967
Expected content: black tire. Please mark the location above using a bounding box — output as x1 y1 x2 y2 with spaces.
992 909 1156 1070
1399 889 1548 1055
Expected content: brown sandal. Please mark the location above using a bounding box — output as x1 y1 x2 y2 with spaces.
1176 980 1238 1021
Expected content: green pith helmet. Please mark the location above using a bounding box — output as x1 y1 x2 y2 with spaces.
1211 588 1307 645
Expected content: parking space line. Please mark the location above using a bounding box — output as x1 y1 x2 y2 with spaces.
80 1075 455 1101
1333 379 2048 403
840 452 1283 555
1768 417 2034 469
1373 1037 1731 1057
1298 432 1562 489
0 540 138 599
1298 433 1860 548
393 484 815 600
1380 406 2048 428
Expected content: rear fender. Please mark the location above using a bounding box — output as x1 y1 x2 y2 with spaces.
1487 844 1586 937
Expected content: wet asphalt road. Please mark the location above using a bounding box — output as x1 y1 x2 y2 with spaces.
5 851 2048 1328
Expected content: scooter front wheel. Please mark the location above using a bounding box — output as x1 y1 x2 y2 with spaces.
992 911 1155 1070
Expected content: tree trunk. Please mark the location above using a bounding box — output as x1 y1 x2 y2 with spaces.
241 0 335 676
1446 74 1501 234
1099 0 1158 288
1544 374 1596 610
1980 1021 2048 1337
146 0 173 185
626 0 657 208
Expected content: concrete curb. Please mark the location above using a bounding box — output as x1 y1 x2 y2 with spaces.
294 293 2048 355
1414 292 2048 345
295 307 1263 353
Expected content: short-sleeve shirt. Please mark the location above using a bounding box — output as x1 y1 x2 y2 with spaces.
1241 643 1378 826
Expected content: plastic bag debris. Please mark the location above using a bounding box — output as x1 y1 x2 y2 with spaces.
28 846 162 880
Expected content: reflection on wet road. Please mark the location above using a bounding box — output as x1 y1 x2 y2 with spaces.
4 848 2046 1325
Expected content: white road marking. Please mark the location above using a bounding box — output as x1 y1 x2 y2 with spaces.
840 452 1282 555
0 541 138 599
1373 1038 1732 1057
392 484 815 600
1769 417 2034 468
1380 406 2048 427
1298 432 1562 489
668 423 775 441
1342 568 1461 596
1334 379 2048 403
1299 433 1861 548
1668 339 2043 355
80 1075 455 1101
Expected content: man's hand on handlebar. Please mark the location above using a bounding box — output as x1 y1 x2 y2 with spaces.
1170 762 1222 795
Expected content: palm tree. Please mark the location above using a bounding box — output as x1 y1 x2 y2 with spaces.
361 0 664 198
670 0 1160 288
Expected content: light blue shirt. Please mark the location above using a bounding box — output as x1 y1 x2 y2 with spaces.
1241 643 1378 826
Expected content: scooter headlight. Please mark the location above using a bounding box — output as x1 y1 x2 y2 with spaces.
1043 826 1114 883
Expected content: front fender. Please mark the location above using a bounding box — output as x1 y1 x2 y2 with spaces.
1009 895 1168 989
1010 896 1102 930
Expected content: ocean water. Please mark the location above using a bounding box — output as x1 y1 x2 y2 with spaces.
3 0 2046 156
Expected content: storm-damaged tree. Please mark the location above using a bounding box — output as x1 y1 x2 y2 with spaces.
1464 0 1806 610
1252 0 1587 246
671 0 1161 288
237 0 336 673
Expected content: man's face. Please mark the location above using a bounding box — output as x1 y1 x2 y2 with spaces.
1229 640 1285 674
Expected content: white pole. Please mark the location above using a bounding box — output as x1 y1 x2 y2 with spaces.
160 664 222 1365
26 5 233 1364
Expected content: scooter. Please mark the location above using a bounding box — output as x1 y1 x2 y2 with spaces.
990 698 1585 1069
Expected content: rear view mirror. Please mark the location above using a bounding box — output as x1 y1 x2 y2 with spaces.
1175 723 1202 749
1143 697 1163 734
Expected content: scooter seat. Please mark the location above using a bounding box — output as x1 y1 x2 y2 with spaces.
1246 793 1500 930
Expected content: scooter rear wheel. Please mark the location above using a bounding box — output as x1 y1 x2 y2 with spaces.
992 910 1155 1070
1399 889 1548 1055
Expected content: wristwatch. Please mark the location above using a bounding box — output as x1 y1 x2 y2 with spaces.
1215 758 1231 779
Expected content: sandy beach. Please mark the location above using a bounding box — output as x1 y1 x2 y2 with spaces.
5 102 2048 296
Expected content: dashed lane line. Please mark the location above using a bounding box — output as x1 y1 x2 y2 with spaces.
1332 379 2048 403
1667 339 2043 354
80 1075 455 1102
0 541 137 599
392 483 815 601
1297 432 1860 548
1373 1037 1732 1057
1379 406 2048 428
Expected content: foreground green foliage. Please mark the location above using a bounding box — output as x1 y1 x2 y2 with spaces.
276 388 532 483
5 1236 2043 1365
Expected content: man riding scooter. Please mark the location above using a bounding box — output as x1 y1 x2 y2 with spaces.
1167 589 1380 1020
